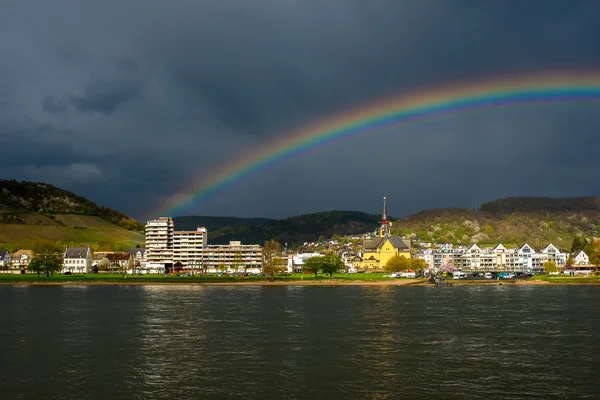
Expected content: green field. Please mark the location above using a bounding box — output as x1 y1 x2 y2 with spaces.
531 275 600 284
0 272 409 284
0 213 144 251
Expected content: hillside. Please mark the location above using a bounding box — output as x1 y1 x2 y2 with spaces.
180 211 382 247
391 197 600 249
173 216 275 232
0 179 144 251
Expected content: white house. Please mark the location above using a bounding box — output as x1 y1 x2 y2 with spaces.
287 252 323 273
572 250 589 266
63 246 92 274
0 250 10 268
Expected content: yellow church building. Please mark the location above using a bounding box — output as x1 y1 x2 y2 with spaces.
359 197 411 271
360 236 412 271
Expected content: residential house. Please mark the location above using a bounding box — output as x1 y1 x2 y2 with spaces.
106 252 132 272
360 236 411 271
11 250 34 273
128 248 147 271
572 250 589 266
63 246 92 274
0 250 10 270
287 252 323 273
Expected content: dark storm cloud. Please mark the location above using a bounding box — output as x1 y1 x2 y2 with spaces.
69 78 144 115
41 95 67 113
1 0 600 219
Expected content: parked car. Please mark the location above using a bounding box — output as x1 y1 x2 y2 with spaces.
452 271 467 279
498 272 515 279
484 272 492 279
399 271 416 278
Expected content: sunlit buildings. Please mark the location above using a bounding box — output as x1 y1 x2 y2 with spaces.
144 218 261 273
145 217 174 273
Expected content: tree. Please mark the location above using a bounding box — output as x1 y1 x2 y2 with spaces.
410 258 428 272
232 251 244 273
303 256 324 278
27 258 43 277
384 255 410 273
591 240 600 266
571 236 585 253
262 240 284 279
97 257 110 273
30 252 63 277
566 255 574 266
543 260 558 274
321 254 344 277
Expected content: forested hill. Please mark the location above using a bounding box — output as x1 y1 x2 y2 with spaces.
177 211 382 246
391 196 600 249
0 179 142 231
173 216 275 232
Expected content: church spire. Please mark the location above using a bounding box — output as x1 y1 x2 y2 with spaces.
380 196 390 237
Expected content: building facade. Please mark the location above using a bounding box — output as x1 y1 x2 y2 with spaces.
0 250 10 269
11 250 34 273
203 241 262 272
572 250 589 266
287 252 323 273
173 227 207 269
415 242 568 272
360 237 412 271
63 246 92 274
145 217 174 273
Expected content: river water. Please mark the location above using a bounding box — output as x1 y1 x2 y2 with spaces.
1 285 599 399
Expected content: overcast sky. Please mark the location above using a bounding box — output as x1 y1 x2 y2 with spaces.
1 1 600 220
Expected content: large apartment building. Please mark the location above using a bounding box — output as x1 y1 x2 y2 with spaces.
203 241 262 272
173 227 207 268
145 217 174 272
416 243 568 272
144 218 262 272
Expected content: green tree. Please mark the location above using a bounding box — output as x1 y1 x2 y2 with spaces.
410 258 428 272
30 252 63 277
27 258 43 277
571 236 585 253
543 260 558 274
303 256 324 278
262 240 284 279
591 240 600 266
384 255 410 273
566 255 574 266
321 254 344 277
232 251 244 273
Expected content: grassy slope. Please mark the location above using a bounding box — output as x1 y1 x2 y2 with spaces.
391 197 600 249
0 212 144 251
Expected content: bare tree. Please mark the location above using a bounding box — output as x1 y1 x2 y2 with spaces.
262 240 284 279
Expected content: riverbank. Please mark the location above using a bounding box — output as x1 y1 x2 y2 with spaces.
1 273 599 286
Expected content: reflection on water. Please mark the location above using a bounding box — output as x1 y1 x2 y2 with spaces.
1 285 599 399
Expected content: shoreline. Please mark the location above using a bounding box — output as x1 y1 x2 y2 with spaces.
1 279 599 286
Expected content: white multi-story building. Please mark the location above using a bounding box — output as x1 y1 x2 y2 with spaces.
415 242 567 272
145 217 174 273
63 246 92 274
173 227 207 269
203 241 262 273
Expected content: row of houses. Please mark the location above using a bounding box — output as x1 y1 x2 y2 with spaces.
414 243 591 272
0 247 147 274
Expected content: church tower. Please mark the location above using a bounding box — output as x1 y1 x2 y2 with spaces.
379 196 391 237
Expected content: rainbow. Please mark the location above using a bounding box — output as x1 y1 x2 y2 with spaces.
149 70 600 218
